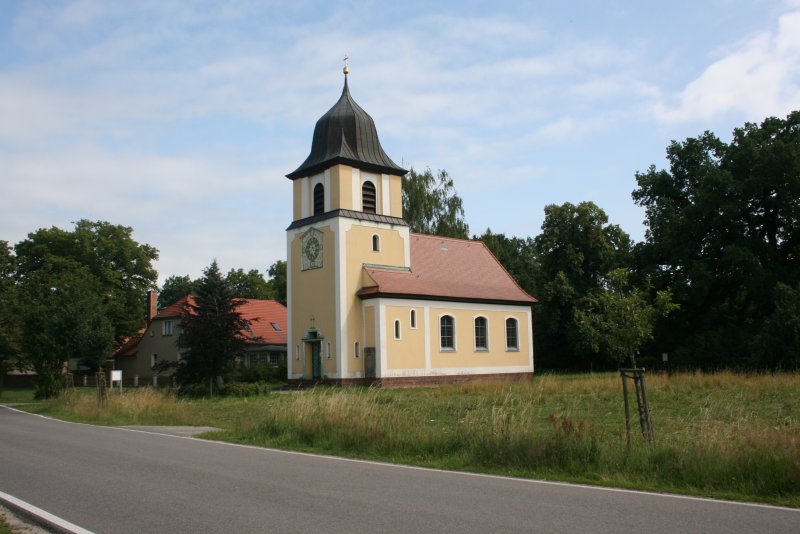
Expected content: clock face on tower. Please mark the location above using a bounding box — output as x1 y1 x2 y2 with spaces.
301 228 324 270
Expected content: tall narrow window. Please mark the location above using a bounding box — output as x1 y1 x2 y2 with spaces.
313 183 324 215
506 318 519 350
440 315 455 350
362 181 376 213
354 341 360 358
474 317 488 350
394 319 401 340
410 309 417 329
327 342 332 359
372 234 380 252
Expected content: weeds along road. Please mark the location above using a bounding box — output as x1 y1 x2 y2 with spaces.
1 405 798 534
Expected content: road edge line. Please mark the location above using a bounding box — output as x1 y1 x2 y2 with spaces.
0 490 94 534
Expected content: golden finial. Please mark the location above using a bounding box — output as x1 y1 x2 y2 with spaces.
343 54 350 75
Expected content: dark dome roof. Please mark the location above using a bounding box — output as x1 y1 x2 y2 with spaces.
287 77 407 179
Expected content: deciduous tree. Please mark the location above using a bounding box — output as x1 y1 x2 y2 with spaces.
402 167 469 238
266 260 287 306
633 111 800 369
533 201 632 369
14 220 158 338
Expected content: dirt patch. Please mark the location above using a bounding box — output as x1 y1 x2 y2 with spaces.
0 504 49 534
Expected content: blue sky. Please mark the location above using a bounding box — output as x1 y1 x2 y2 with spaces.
1 0 799 284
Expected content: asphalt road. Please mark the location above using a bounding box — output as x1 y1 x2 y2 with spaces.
1 406 798 534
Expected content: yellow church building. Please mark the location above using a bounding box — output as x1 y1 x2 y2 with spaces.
286 71 536 386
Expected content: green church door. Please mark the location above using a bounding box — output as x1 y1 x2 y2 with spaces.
311 342 322 380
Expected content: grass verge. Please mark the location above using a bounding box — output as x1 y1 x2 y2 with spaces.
12 371 800 507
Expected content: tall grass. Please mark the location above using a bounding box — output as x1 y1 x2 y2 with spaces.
28 372 800 506
40 388 201 426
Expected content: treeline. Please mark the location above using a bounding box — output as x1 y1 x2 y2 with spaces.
406 111 800 371
0 221 284 397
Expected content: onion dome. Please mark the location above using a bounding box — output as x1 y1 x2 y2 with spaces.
287 76 407 179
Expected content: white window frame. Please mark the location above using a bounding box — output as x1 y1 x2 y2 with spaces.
162 320 173 336
505 316 520 351
473 315 489 351
439 314 456 352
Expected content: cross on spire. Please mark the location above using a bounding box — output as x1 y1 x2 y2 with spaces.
343 54 350 75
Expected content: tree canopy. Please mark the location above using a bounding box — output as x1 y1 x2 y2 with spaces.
633 111 800 369
158 260 286 308
402 167 469 238
14 220 159 339
533 201 632 369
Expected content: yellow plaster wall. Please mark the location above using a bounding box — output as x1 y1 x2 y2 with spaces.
389 175 403 218
385 306 425 369
293 179 303 220
429 308 531 369
332 164 352 210
344 225 407 375
290 226 337 378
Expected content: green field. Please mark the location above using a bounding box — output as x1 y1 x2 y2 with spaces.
6 371 800 507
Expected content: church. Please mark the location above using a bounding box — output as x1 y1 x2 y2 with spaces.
286 67 536 386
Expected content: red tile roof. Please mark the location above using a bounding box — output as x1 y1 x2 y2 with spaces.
112 296 287 358
358 234 537 305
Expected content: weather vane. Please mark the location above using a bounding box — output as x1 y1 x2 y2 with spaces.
343 54 350 75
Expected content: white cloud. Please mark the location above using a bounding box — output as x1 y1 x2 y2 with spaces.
656 9 800 122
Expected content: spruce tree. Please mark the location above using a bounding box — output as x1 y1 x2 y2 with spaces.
176 260 250 392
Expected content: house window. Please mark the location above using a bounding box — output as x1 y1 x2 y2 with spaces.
354 341 360 358
150 354 158 368
327 342 332 359
295 345 300 360
372 234 380 252
410 309 417 329
506 318 519 350
394 319 401 340
313 183 324 215
440 315 455 351
474 317 488 350
162 320 173 336
271 322 282 331
362 181 376 213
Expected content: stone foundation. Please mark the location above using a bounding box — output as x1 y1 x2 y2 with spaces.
287 372 534 389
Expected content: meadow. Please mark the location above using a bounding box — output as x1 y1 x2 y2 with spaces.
9 371 800 507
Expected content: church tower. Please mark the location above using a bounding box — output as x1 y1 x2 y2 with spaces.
286 68 409 381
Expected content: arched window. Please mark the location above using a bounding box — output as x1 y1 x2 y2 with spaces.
474 317 488 350
394 319 401 340
313 183 324 215
372 234 380 252
362 181 376 213
410 309 417 329
506 318 519 350
440 315 455 350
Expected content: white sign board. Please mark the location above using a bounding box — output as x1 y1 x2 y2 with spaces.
111 370 122 381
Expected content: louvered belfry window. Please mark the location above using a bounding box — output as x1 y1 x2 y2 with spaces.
313 183 324 215
362 181 376 213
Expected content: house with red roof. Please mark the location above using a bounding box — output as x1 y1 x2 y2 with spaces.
285 69 536 386
112 291 287 384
